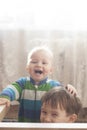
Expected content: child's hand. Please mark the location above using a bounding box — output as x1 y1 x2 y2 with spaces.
0 98 11 107
65 84 77 96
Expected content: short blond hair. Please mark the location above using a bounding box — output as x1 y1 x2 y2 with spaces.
27 46 53 65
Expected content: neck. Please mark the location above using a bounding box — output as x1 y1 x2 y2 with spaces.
35 82 39 85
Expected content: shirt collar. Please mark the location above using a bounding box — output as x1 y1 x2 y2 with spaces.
30 77 48 86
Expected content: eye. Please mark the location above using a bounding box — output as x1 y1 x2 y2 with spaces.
52 113 58 117
42 62 48 65
31 61 38 64
41 110 47 115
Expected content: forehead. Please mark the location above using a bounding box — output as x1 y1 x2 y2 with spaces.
42 102 66 113
42 98 66 110
42 101 58 109
31 50 53 60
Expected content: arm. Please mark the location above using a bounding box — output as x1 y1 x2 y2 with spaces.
0 77 26 102
0 98 11 107
47 79 77 95
0 98 10 122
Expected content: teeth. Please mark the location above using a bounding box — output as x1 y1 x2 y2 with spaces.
35 70 42 74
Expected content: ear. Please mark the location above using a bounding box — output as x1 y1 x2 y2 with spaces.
69 114 77 123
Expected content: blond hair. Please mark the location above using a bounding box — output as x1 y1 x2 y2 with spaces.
27 46 53 65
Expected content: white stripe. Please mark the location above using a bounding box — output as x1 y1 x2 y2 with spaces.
21 90 46 100
7 85 19 99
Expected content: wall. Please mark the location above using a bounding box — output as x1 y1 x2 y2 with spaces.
0 30 87 107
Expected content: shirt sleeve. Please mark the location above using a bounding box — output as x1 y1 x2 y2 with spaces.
49 80 62 87
0 77 27 101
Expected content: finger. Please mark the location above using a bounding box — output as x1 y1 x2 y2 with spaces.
65 86 71 92
70 90 73 94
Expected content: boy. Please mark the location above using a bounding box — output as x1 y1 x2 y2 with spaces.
40 87 82 123
0 46 77 122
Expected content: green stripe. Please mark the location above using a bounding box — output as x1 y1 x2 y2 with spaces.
12 83 22 94
38 83 52 91
25 81 35 90
0 95 10 100
25 81 52 91
18 117 40 122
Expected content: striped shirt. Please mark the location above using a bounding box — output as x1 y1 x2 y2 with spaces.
0 77 61 122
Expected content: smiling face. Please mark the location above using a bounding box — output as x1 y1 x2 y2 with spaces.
26 50 53 83
40 87 80 123
40 102 76 123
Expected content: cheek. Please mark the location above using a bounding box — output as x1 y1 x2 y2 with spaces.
40 114 43 122
46 65 52 71
48 67 53 74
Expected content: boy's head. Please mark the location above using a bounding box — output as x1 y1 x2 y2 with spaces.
26 46 53 84
40 87 82 123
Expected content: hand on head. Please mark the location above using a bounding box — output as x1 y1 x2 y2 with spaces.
65 84 77 96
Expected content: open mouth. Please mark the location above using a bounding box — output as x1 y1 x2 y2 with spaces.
35 70 43 74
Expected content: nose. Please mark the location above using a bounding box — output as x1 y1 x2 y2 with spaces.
44 115 51 123
36 62 42 67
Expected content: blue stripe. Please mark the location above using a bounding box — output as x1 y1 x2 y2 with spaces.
19 108 40 119
19 99 41 120
16 77 27 89
49 80 61 87
20 99 41 110
30 77 48 85
1 88 15 100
